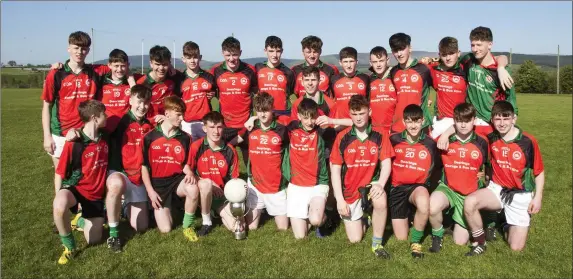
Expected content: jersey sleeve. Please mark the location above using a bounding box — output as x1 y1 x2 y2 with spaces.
230 146 240 179
380 133 395 161
55 142 74 177
504 68 519 116
531 137 544 176
286 68 296 96
329 132 344 165
41 70 58 102
92 64 111 76
142 134 152 168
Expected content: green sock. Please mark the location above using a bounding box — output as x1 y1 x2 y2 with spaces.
182 212 195 229
109 222 119 238
60 232 76 250
409 227 424 244
77 217 85 229
372 236 383 250
432 226 445 238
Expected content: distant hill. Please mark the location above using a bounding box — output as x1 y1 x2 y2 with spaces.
97 51 571 71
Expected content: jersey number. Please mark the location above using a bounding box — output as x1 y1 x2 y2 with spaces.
260 138 268 145
232 80 236 85
405 151 415 158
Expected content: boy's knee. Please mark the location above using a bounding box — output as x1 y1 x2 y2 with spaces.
198 180 212 193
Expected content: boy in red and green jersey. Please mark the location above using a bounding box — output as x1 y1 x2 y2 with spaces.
463 100 544 256
330 46 370 120
388 33 433 134
330 95 394 259
368 46 397 134
388 104 438 258
428 103 489 253
255 36 296 113
99 49 134 133
52 100 108 265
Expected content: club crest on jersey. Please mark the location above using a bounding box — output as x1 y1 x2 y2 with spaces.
492 146 499 152
512 151 522 160
358 83 365 90
271 137 280 144
419 150 428 159
370 147 377 154
174 146 182 154
277 75 284 82
452 76 461 83
241 78 248 85
486 76 493 83
389 85 395 91
319 74 326 83
217 160 226 168
471 150 479 159
411 75 419 82
202 82 209 89
124 88 130 95
85 79 91 87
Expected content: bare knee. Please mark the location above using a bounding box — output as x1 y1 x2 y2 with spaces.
185 183 199 200
510 242 525 251
106 175 125 194
309 215 322 227
158 225 172 234
198 179 212 194
464 196 478 213
429 203 443 216
53 198 68 217
348 235 362 243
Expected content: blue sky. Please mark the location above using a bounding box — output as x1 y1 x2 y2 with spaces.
1 1 571 64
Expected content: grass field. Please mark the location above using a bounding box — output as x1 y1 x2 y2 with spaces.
1 89 572 278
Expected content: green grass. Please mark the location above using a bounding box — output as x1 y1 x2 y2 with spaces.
1 89 572 278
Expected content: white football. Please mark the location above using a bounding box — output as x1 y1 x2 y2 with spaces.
224 178 248 203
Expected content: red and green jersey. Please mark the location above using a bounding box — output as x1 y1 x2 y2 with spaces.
255 62 296 111
291 60 340 98
142 125 192 183
211 61 258 128
488 128 544 191
56 130 109 201
389 131 438 187
100 74 131 133
290 91 336 120
179 69 216 122
41 61 101 136
189 138 239 187
388 59 433 132
460 53 518 122
246 120 289 193
285 120 334 187
429 61 468 119
330 72 370 119
109 110 153 185
369 69 397 130
135 72 182 124
441 133 489 195
330 125 395 204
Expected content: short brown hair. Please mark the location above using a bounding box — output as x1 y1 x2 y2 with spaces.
183 41 200 58
202 111 225 125
339 47 357 60
149 45 171 64
163 96 186 113
130 84 152 102
403 104 423 122
470 26 493 42
301 35 323 52
370 46 388 59
254 92 274 112
297 98 319 119
438 37 459 55
222 37 241 53
453 103 477 122
389 33 411 52
108 49 129 64
265 36 283 49
349 95 369 111
78 100 105 123
491 100 515 118
301 65 320 79
68 31 91 48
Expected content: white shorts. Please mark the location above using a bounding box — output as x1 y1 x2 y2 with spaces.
49 134 66 158
341 199 363 222
430 117 454 139
246 179 287 216
108 171 148 204
286 183 329 219
487 181 534 227
181 120 206 140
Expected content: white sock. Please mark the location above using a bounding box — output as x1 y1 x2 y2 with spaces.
202 213 212 226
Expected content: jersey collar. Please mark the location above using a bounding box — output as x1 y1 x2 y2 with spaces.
222 60 243 73
350 123 373 138
369 67 391 80
498 125 524 143
400 58 419 70
304 91 325 105
104 73 128 85
202 137 227 151
304 60 324 68
63 59 87 74
127 110 150 124
79 128 103 144
401 129 426 144
145 71 162 85
255 119 277 131
184 68 204 79
435 59 461 72
448 131 476 145
155 124 182 139
263 61 284 69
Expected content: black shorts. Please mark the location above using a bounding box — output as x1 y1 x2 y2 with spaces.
388 184 426 219
222 127 248 149
61 186 105 219
152 174 186 210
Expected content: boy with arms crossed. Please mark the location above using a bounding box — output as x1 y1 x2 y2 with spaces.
330 47 370 120
330 95 394 258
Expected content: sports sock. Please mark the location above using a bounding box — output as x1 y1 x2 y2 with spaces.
432 225 445 237
60 232 76 250
109 222 119 238
372 236 383 250
183 212 196 229
77 217 85 229
202 213 212 226
409 227 424 244
471 228 486 245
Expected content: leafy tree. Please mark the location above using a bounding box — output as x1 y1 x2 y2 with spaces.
559 65 572 94
7 60 17 66
515 60 548 93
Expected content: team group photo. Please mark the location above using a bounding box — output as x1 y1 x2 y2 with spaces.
1 1 571 278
